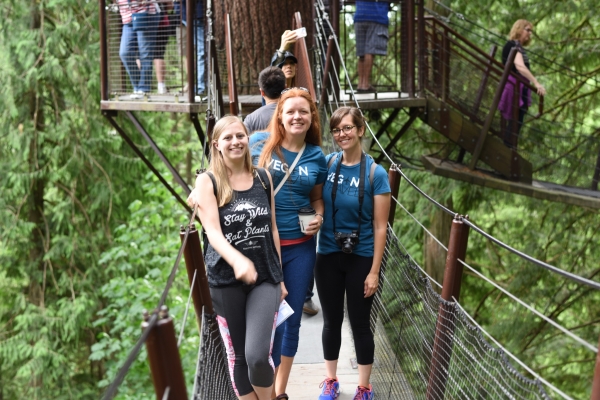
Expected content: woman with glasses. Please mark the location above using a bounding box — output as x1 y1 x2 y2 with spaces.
315 107 390 400
249 88 327 400
187 116 286 400
499 19 546 148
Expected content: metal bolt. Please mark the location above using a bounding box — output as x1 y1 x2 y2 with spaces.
142 309 150 321
159 305 169 319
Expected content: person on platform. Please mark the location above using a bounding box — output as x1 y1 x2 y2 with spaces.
244 67 286 134
354 1 391 93
187 116 287 400
270 30 300 88
249 88 327 400
316 107 391 400
175 0 205 99
498 19 546 148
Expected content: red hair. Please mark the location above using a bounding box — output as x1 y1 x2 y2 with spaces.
258 88 321 168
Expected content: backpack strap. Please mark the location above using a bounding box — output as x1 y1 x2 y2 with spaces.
254 167 272 209
329 152 377 188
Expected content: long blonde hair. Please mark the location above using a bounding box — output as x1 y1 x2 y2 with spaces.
208 116 255 207
258 88 321 168
509 19 533 46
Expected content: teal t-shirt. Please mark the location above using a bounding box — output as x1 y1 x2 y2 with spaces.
249 132 327 240
317 152 391 257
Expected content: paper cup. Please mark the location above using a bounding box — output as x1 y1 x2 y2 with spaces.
298 207 316 234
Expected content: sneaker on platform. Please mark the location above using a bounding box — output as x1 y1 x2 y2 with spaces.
353 384 374 400
129 90 144 99
157 83 166 94
318 377 340 400
303 299 319 315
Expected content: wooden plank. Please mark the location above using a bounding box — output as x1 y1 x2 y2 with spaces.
422 156 600 209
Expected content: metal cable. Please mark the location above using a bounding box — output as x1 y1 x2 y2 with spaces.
178 269 198 348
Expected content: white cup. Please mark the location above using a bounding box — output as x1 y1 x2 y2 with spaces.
298 207 316 234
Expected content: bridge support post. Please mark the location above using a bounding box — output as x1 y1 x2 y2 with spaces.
387 164 402 226
425 216 470 400
143 307 189 400
180 224 214 323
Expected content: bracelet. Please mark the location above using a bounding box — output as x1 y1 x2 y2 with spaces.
315 213 324 220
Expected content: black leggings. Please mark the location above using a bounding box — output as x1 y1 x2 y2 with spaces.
315 252 375 365
210 282 280 396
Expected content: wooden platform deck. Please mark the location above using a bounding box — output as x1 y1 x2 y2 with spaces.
99 91 426 115
422 156 600 209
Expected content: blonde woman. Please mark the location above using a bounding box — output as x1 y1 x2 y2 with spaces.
188 116 287 400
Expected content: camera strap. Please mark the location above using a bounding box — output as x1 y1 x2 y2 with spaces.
331 151 366 239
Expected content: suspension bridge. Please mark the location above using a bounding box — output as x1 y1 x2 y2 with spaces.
98 0 600 398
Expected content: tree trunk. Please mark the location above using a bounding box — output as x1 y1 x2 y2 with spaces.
424 197 453 290
213 0 314 94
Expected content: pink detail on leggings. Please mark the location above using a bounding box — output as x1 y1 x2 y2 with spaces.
216 315 239 396
268 311 278 371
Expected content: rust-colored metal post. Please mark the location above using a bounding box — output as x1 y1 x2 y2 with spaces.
224 14 239 116
406 0 415 97
143 307 188 400
417 0 425 98
425 216 470 400
469 47 517 170
330 0 340 99
319 37 335 106
592 335 600 400
186 0 195 103
387 165 401 226
441 26 450 102
180 224 214 325
592 148 600 191
99 0 108 100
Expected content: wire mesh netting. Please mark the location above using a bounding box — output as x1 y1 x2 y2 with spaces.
193 312 237 400
369 227 552 399
105 0 204 98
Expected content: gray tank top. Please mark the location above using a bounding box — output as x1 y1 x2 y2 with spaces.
205 172 283 288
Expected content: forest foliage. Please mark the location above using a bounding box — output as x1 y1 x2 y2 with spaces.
0 0 598 399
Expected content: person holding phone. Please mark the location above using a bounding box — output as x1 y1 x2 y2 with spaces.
270 29 304 88
249 88 327 400
315 107 391 400
188 116 287 400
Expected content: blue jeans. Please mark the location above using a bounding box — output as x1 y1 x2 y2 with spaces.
271 238 316 367
194 23 205 93
119 19 157 93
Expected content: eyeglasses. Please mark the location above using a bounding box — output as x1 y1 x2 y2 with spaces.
330 125 357 136
281 87 310 95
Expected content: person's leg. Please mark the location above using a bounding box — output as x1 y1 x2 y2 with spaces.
303 272 318 315
195 22 205 94
245 283 280 400
355 22 367 90
344 254 375 388
136 19 157 93
274 238 317 396
210 286 255 397
362 54 374 89
119 24 140 92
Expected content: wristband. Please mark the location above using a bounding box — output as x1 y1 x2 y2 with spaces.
315 213 324 220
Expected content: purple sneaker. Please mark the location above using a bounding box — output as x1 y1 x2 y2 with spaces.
318 377 340 399
353 384 374 400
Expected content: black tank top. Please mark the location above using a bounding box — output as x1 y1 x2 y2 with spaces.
205 172 283 288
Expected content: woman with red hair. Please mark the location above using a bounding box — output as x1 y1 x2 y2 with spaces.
250 88 327 400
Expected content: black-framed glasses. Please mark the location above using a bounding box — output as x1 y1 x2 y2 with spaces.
281 87 310 95
331 125 357 136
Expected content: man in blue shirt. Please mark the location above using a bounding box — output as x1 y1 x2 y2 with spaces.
354 1 390 93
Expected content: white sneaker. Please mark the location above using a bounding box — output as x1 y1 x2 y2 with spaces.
157 83 166 94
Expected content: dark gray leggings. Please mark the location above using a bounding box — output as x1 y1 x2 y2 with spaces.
210 282 281 396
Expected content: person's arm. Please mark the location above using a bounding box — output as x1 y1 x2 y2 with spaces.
364 192 391 298
265 170 288 301
514 51 546 96
190 174 258 284
305 183 325 235
270 30 298 66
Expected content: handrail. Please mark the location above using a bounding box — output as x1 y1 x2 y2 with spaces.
224 13 239 116
424 17 544 116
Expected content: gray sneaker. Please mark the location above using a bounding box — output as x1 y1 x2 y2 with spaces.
303 299 319 315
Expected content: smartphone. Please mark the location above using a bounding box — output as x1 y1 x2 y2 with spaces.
293 27 307 39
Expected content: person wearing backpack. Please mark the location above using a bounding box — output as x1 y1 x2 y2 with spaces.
316 107 391 400
187 115 287 400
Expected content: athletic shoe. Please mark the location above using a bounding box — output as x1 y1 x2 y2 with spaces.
303 299 319 315
353 384 374 400
318 377 340 399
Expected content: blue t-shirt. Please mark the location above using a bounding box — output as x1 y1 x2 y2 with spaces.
250 132 328 240
354 1 390 26
318 152 391 257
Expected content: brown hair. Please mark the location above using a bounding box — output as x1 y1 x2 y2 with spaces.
509 19 533 46
208 115 255 206
258 89 321 168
